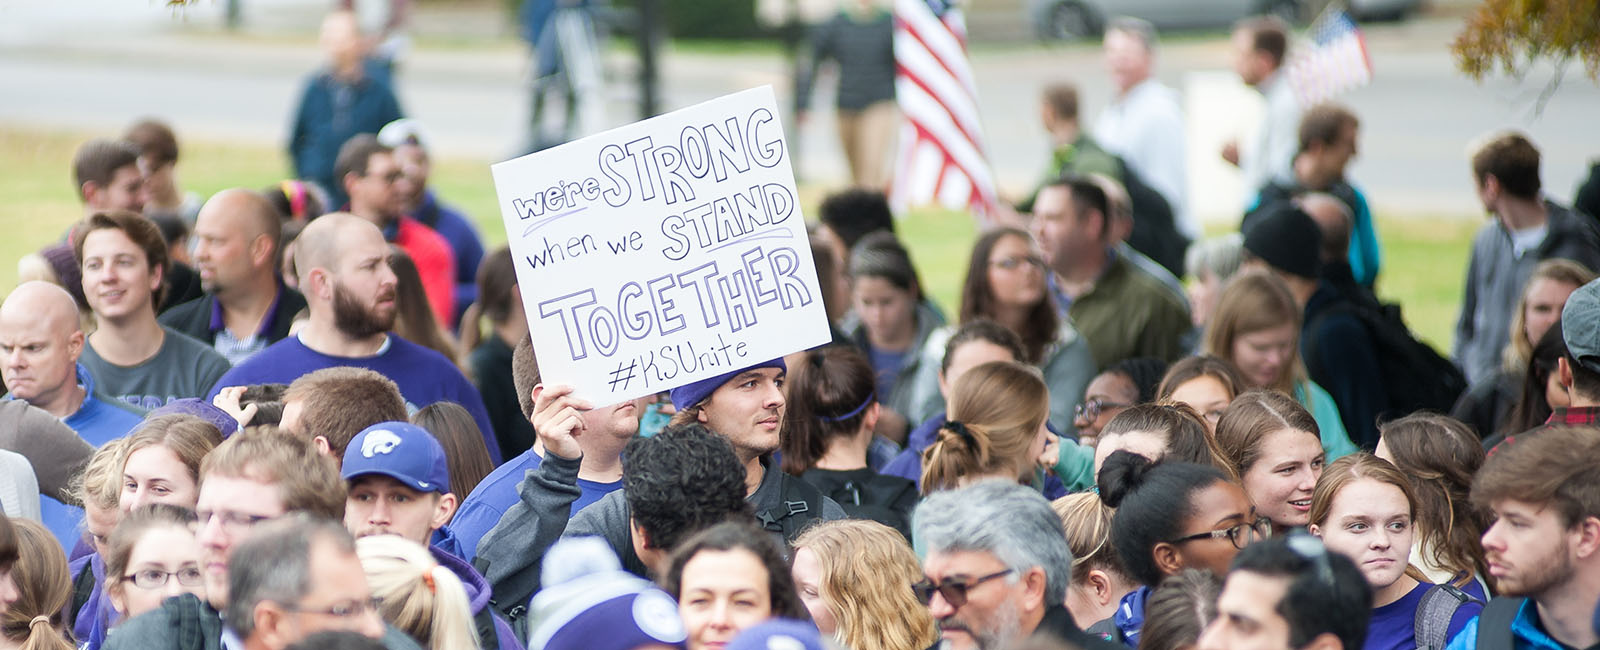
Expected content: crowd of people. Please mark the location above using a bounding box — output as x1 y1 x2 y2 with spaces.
5 7 1600 650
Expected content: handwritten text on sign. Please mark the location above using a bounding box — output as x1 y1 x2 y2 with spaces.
492 87 831 406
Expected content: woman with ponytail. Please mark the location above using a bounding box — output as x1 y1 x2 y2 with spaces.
0 518 75 650
1095 451 1265 646
780 345 918 539
459 247 534 461
356 535 488 650
919 360 1052 495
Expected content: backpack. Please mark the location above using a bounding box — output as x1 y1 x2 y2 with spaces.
1473 596 1523 650
1117 159 1190 279
756 473 828 542
807 471 917 540
1303 293 1468 419
1414 582 1481 650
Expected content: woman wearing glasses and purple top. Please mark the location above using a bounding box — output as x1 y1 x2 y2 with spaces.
1095 451 1268 647
103 505 206 622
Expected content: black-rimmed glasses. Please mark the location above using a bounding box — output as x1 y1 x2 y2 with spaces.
1169 516 1273 550
912 569 1014 608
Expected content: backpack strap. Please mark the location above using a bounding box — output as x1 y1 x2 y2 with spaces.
472 605 502 650
67 559 96 628
1475 596 1524 650
1414 582 1481 650
756 474 825 541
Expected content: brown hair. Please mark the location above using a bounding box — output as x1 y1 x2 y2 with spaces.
1471 131 1541 200
283 367 409 457
1102 402 1237 479
72 210 171 307
791 520 938 650
1378 414 1490 586
1041 83 1079 122
103 504 199 604
1472 425 1600 529
123 415 223 494
72 139 140 199
1203 269 1305 394
780 345 878 475
1157 355 1248 403
0 519 74 650
123 119 180 168
388 245 460 368
959 228 1058 364
411 402 495 499
511 334 540 419
921 361 1049 494
1138 569 1222 650
1309 453 1417 529
1297 104 1359 154
458 247 517 357
1051 492 1131 584
0 516 15 568
1214 390 1320 479
200 426 346 521
1234 15 1288 67
1504 259 1595 372
333 134 391 188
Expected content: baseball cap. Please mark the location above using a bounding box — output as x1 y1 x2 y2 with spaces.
668 358 788 411
1562 278 1600 373
341 422 451 494
376 118 429 151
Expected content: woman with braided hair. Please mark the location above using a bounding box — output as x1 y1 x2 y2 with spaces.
920 360 1052 495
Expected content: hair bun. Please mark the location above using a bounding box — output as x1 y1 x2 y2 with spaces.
1097 449 1156 508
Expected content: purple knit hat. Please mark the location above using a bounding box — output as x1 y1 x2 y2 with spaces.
40 243 87 311
668 357 788 411
147 398 239 438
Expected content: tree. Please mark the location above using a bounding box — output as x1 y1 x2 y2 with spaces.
1452 0 1600 107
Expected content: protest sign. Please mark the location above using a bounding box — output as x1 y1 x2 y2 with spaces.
492 86 831 406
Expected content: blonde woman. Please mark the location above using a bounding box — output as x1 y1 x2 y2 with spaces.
65 439 131 650
355 535 483 650
1051 493 1137 632
920 360 1051 495
790 520 938 650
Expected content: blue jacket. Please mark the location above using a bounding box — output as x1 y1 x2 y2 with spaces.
287 69 403 206
25 364 142 550
414 190 486 321
1445 599 1574 650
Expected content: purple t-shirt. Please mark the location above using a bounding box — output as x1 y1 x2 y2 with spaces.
1363 581 1483 650
207 334 501 463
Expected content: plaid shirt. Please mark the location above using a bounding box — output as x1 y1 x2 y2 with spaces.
1492 406 1600 456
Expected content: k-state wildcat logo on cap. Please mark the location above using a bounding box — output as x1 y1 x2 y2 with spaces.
361 430 404 457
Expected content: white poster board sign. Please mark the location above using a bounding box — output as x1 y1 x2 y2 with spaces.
492 86 831 406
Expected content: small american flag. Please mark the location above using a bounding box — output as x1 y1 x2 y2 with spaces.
1286 8 1373 108
889 0 997 219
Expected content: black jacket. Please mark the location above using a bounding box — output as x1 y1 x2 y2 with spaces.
158 286 307 348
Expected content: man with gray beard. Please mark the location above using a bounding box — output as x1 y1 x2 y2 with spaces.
205 213 501 462
914 481 1120 650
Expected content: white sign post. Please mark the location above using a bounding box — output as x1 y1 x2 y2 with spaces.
492 86 831 406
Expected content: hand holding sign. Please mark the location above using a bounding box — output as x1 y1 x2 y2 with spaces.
530 383 589 461
493 87 831 405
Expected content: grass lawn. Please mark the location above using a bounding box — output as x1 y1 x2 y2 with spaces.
0 125 1472 351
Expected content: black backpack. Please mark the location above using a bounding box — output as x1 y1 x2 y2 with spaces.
1473 596 1523 650
1414 582 1481 650
1303 294 1467 420
1118 159 1190 279
802 470 917 541
756 473 829 542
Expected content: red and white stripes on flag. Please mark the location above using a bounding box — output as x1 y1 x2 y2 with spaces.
1285 8 1373 108
890 0 997 218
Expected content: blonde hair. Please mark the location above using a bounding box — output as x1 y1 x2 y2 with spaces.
921 361 1049 494
791 520 938 650
72 437 131 511
356 535 481 650
1504 259 1595 372
0 519 75 650
1202 269 1305 394
122 414 223 494
1051 493 1130 584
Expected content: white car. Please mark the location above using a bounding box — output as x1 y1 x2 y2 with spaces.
1027 0 1414 41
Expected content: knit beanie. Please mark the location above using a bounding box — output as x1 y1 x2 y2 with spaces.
527 537 687 650
147 398 240 438
40 243 88 311
1242 204 1323 279
728 620 828 650
669 357 788 411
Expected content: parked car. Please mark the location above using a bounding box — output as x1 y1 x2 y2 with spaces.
1025 0 1411 42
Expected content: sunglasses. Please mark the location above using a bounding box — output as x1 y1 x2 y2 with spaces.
912 569 1014 609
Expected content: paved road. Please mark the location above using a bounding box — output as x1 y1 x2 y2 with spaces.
1 0 1596 222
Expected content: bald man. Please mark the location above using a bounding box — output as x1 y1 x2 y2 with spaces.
1 281 139 548
160 189 308 364
207 214 501 462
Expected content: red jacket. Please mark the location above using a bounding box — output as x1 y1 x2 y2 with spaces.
394 216 458 327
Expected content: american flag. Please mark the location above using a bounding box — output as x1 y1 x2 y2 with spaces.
1286 8 1373 108
889 0 997 219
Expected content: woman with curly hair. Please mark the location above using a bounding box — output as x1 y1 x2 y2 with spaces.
790 519 937 650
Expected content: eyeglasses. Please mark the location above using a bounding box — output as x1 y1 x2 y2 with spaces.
1169 516 1273 550
196 509 275 537
1074 398 1131 422
284 597 384 619
912 569 1014 608
1285 533 1336 588
990 256 1046 271
122 566 204 590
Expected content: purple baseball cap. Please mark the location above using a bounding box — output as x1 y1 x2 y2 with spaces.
340 422 451 494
